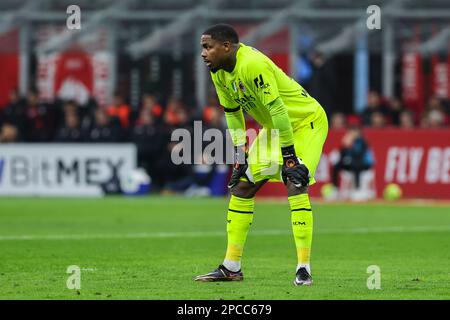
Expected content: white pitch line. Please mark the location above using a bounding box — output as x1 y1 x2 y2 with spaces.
0 226 449 241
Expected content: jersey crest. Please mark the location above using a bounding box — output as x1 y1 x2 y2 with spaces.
238 80 246 92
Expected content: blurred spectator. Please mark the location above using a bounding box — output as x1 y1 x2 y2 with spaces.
346 114 362 127
399 110 415 129
306 51 337 116
87 108 121 142
141 93 164 123
332 126 374 190
193 105 226 178
79 96 99 133
0 123 20 143
63 100 78 116
54 111 83 142
159 97 194 194
420 96 448 128
1 90 27 132
370 111 386 128
330 112 347 129
192 105 229 196
421 109 447 128
426 96 446 113
203 106 225 129
24 90 58 142
161 143 195 195
107 93 131 129
201 100 227 159
388 97 405 126
163 97 190 128
419 112 428 128
428 109 447 128
360 90 389 126
131 108 167 189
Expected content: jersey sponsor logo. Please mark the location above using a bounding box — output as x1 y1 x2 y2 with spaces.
293 221 306 226
234 94 255 103
234 94 257 112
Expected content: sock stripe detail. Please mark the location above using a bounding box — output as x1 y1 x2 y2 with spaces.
228 208 254 214
291 208 312 212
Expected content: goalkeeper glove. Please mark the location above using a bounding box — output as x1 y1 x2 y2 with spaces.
228 144 254 189
281 145 309 188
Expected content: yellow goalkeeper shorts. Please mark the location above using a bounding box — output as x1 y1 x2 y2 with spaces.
245 106 328 185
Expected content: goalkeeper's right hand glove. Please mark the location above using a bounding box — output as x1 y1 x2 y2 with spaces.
228 144 254 189
281 145 310 188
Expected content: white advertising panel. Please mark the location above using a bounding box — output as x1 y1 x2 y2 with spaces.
0 144 136 197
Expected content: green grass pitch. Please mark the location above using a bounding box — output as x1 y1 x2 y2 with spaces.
0 196 449 300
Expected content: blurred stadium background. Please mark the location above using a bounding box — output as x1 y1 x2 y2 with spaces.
0 0 450 300
0 0 449 199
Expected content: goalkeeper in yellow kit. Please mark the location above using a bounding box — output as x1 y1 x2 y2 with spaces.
194 24 328 286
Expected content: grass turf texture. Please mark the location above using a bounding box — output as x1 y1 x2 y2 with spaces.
0 197 449 300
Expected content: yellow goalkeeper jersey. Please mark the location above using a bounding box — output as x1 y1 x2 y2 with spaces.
211 43 321 127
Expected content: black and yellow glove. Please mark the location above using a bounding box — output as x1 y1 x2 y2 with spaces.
228 144 254 189
281 145 309 188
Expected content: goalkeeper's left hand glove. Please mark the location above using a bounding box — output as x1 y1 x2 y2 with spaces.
281 145 309 188
228 144 254 189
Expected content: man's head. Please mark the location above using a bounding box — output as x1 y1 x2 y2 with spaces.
201 24 239 72
9 89 19 103
113 93 124 106
95 108 109 127
367 90 381 108
65 112 79 129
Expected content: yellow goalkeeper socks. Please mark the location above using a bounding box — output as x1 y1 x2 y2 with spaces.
223 195 254 272
288 193 313 272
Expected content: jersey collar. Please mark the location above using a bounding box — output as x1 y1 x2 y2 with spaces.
226 43 243 74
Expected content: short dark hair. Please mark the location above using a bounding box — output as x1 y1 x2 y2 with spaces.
203 24 239 44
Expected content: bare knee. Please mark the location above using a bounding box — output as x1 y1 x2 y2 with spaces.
286 181 309 196
231 180 268 198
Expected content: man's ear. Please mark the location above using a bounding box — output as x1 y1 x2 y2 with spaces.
223 41 231 52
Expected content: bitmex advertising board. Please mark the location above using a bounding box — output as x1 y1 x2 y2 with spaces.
0 144 136 197
259 129 450 199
